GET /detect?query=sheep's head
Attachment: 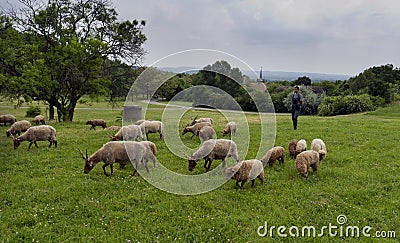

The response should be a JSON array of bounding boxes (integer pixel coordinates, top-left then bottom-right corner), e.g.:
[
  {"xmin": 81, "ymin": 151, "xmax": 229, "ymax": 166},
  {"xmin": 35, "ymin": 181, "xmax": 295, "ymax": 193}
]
[
  {"xmin": 6, "ymin": 130, "xmax": 12, "ymax": 137},
  {"xmin": 181, "ymin": 124, "xmax": 190, "ymax": 135},
  {"xmin": 188, "ymin": 157, "xmax": 199, "ymax": 171},
  {"xmin": 318, "ymin": 150, "xmax": 326, "ymax": 161},
  {"xmin": 79, "ymin": 149, "xmax": 95, "ymax": 174},
  {"xmin": 222, "ymin": 128, "xmax": 229, "ymax": 137},
  {"xmin": 13, "ymin": 137, "xmax": 21, "ymax": 149},
  {"xmin": 85, "ymin": 120, "xmax": 91, "ymax": 125}
]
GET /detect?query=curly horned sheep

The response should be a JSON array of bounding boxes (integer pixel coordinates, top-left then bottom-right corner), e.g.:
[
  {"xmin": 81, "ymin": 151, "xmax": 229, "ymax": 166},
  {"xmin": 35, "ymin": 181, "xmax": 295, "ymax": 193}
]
[
  {"xmin": 86, "ymin": 119, "xmax": 107, "ymax": 130},
  {"xmin": 295, "ymin": 150, "xmax": 326, "ymax": 179},
  {"xmin": 80, "ymin": 141, "xmax": 147, "ymax": 176},
  {"xmin": 197, "ymin": 126, "xmax": 216, "ymax": 142},
  {"xmin": 32, "ymin": 115, "xmax": 45, "ymax": 125},
  {"xmin": 311, "ymin": 138, "xmax": 327, "ymax": 161},
  {"xmin": 182, "ymin": 122, "xmax": 212, "ymax": 139},
  {"xmin": 187, "ymin": 139, "xmax": 240, "ymax": 172},
  {"xmin": 6, "ymin": 120, "xmax": 31, "ymax": 137},
  {"xmin": 139, "ymin": 120, "xmax": 164, "ymax": 140},
  {"xmin": 222, "ymin": 121, "xmax": 236, "ymax": 136},
  {"xmin": 260, "ymin": 146, "xmax": 285, "ymax": 167},
  {"xmin": 111, "ymin": 125, "xmax": 143, "ymax": 141},
  {"xmin": 13, "ymin": 125, "xmax": 57, "ymax": 150},
  {"xmin": 225, "ymin": 159, "xmax": 264, "ymax": 189},
  {"xmin": 0, "ymin": 114, "xmax": 16, "ymax": 126},
  {"xmin": 189, "ymin": 115, "xmax": 214, "ymax": 126},
  {"xmin": 288, "ymin": 139, "xmax": 298, "ymax": 159},
  {"xmin": 295, "ymin": 139, "xmax": 307, "ymax": 157}
]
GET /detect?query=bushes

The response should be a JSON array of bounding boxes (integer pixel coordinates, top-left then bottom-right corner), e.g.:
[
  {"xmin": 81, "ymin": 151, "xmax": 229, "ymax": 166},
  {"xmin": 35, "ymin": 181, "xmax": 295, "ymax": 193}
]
[
  {"xmin": 283, "ymin": 86, "xmax": 325, "ymax": 115},
  {"xmin": 318, "ymin": 94, "xmax": 378, "ymax": 116},
  {"xmin": 25, "ymin": 106, "xmax": 41, "ymax": 117}
]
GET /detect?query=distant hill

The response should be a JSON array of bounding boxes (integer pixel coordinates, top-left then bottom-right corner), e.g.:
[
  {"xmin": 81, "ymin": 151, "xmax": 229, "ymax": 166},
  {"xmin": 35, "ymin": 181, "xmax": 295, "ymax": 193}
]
[{"xmin": 158, "ymin": 66, "xmax": 352, "ymax": 82}]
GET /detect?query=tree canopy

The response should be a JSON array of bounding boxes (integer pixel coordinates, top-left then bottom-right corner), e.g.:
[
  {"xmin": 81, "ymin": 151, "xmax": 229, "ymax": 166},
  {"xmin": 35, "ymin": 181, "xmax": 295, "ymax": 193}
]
[{"xmin": 0, "ymin": 0, "xmax": 146, "ymax": 121}]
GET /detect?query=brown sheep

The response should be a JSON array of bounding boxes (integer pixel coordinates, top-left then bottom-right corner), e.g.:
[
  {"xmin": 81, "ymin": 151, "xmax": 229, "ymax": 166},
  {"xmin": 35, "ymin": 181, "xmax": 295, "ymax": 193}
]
[
  {"xmin": 0, "ymin": 114, "xmax": 16, "ymax": 126},
  {"xmin": 13, "ymin": 125, "xmax": 57, "ymax": 150},
  {"xmin": 86, "ymin": 119, "xmax": 107, "ymax": 130},
  {"xmin": 182, "ymin": 122, "xmax": 212, "ymax": 139},
  {"xmin": 295, "ymin": 150, "xmax": 326, "ymax": 179},
  {"xmin": 6, "ymin": 120, "xmax": 31, "ymax": 137},
  {"xmin": 225, "ymin": 159, "xmax": 264, "ymax": 189},
  {"xmin": 260, "ymin": 146, "xmax": 285, "ymax": 167},
  {"xmin": 288, "ymin": 139, "xmax": 298, "ymax": 159}
]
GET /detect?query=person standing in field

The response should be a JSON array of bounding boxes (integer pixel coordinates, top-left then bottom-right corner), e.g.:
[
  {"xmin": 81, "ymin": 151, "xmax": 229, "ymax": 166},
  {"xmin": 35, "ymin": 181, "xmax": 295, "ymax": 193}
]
[{"xmin": 291, "ymin": 86, "xmax": 303, "ymax": 130}]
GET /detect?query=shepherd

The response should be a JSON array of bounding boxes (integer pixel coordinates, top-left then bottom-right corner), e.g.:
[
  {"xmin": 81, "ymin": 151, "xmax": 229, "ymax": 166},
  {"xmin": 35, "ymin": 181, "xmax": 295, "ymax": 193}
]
[{"xmin": 291, "ymin": 86, "xmax": 303, "ymax": 130}]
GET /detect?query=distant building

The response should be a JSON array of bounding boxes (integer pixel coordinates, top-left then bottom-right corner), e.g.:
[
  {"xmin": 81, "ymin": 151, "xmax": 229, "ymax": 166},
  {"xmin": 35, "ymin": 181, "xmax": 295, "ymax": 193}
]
[{"xmin": 257, "ymin": 66, "xmax": 268, "ymax": 82}]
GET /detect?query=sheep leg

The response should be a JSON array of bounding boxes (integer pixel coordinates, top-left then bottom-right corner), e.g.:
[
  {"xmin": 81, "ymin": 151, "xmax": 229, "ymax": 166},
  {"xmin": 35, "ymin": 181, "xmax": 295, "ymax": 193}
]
[
  {"xmin": 221, "ymin": 159, "xmax": 226, "ymax": 168},
  {"xmin": 310, "ymin": 164, "xmax": 318, "ymax": 173},
  {"xmin": 54, "ymin": 140, "xmax": 57, "ymax": 148},
  {"xmin": 48, "ymin": 140, "xmax": 52, "ymax": 148},
  {"xmin": 190, "ymin": 133, "xmax": 195, "ymax": 139},
  {"xmin": 235, "ymin": 180, "xmax": 243, "ymax": 189},
  {"xmin": 28, "ymin": 142, "xmax": 34, "ymax": 150},
  {"xmin": 131, "ymin": 161, "xmax": 139, "ymax": 176},
  {"xmin": 102, "ymin": 164, "xmax": 111, "ymax": 176},
  {"xmin": 34, "ymin": 141, "xmax": 39, "ymax": 148},
  {"xmin": 240, "ymin": 181, "xmax": 245, "ymax": 189}
]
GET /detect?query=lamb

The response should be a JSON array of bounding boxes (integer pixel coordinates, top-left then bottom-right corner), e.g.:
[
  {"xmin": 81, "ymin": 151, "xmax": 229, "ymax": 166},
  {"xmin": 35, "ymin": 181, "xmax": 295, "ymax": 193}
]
[
  {"xmin": 189, "ymin": 115, "xmax": 214, "ymax": 126},
  {"xmin": 0, "ymin": 114, "xmax": 16, "ymax": 126},
  {"xmin": 187, "ymin": 139, "xmax": 240, "ymax": 172},
  {"xmin": 295, "ymin": 150, "xmax": 325, "ymax": 179},
  {"xmin": 295, "ymin": 139, "xmax": 307, "ymax": 157},
  {"xmin": 104, "ymin": 125, "xmax": 121, "ymax": 131},
  {"xmin": 225, "ymin": 159, "xmax": 264, "ymax": 189},
  {"xmin": 182, "ymin": 122, "xmax": 212, "ymax": 139},
  {"xmin": 111, "ymin": 125, "xmax": 143, "ymax": 141},
  {"xmin": 79, "ymin": 141, "xmax": 146, "ymax": 176},
  {"xmin": 139, "ymin": 120, "xmax": 164, "ymax": 140},
  {"xmin": 32, "ymin": 115, "xmax": 45, "ymax": 125},
  {"xmin": 6, "ymin": 120, "xmax": 31, "ymax": 137},
  {"xmin": 311, "ymin": 138, "xmax": 327, "ymax": 161},
  {"xmin": 86, "ymin": 119, "xmax": 107, "ymax": 130},
  {"xmin": 260, "ymin": 146, "xmax": 285, "ymax": 167},
  {"xmin": 222, "ymin": 121, "xmax": 237, "ymax": 136},
  {"xmin": 197, "ymin": 126, "xmax": 216, "ymax": 142},
  {"xmin": 288, "ymin": 139, "xmax": 298, "ymax": 159},
  {"xmin": 13, "ymin": 125, "xmax": 57, "ymax": 150}
]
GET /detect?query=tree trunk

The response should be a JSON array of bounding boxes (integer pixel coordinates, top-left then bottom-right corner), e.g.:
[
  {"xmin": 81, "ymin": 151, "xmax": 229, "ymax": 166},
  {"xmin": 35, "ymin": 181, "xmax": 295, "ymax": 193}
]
[{"xmin": 49, "ymin": 104, "xmax": 55, "ymax": 120}]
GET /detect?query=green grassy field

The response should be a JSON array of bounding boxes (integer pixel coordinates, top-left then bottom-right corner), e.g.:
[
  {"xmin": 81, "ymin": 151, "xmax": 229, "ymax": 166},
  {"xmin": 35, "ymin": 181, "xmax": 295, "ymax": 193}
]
[{"xmin": 0, "ymin": 104, "xmax": 399, "ymax": 242}]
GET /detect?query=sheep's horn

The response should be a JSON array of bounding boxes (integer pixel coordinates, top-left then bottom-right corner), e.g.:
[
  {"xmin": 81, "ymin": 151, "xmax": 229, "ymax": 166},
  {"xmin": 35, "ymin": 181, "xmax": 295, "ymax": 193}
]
[
  {"xmin": 85, "ymin": 149, "xmax": 88, "ymax": 159},
  {"xmin": 179, "ymin": 149, "xmax": 190, "ymax": 158},
  {"xmin": 78, "ymin": 149, "xmax": 86, "ymax": 160},
  {"xmin": 193, "ymin": 114, "xmax": 198, "ymax": 120}
]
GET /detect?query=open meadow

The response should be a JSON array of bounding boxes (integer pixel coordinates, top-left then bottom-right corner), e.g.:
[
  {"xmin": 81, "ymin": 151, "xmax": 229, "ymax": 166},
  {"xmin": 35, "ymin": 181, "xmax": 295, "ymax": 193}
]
[{"xmin": 0, "ymin": 102, "xmax": 399, "ymax": 242}]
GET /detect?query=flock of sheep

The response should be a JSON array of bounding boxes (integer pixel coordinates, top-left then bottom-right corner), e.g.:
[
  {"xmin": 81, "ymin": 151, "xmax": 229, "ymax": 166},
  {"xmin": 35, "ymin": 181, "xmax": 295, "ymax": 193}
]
[{"xmin": 2, "ymin": 112, "xmax": 327, "ymax": 189}]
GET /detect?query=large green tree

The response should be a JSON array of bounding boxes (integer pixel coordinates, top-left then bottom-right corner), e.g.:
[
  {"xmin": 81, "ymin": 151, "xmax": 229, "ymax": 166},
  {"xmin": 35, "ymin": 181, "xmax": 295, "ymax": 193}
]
[{"xmin": 1, "ymin": 0, "xmax": 146, "ymax": 121}]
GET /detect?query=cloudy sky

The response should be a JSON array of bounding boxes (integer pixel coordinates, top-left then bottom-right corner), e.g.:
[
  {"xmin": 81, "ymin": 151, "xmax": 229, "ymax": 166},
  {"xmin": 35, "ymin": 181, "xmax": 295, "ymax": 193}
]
[{"xmin": 2, "ymin": 0, "xmax": 400, "ymax": 75}]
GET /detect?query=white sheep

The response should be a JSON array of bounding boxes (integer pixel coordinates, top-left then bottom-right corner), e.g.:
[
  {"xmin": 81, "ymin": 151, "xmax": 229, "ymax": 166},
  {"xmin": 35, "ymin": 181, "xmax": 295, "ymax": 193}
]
[
  {"xmin": 189, "ymin": 116, "xmax": 214, "ymax": 126},
  {"xmin": 187, "ymin": 139, "xmax": 240, "ymax": 172},
  {"xmin": 197, "ymin": 126, "xmax": 216, "ymax": 143},
  {"xmin": 0, "ymin": 114, "xmax": 16, "ymax": 126},
  {"xmin": 295, "ymin": 139, "xmax": 307, "ymax": 157},
  {"xmin": 139, "ymin": 120, "xmax": 164, "ymax": 140},
  {"xmin": 222, "ymin": 121, "xmax": 236, "ymax": 136},
  {"xmin": 260, "ymin": 146, "xmax": 285, "ymax": 167},
  {"xmin": 311, "ymin": 138, "xmax": 327, "ymax": 161},
  {"xmin": 13, "ymin": 125, "xmax": 57, "ymax": 150},
  {"xmin": 225, "ymin": 159, "xmax": 264, "ymax": 188},
  {"xmin": 111, "ymin": 125, "xmax": 143, "ymax": 141},
  {"xmin": 32, "ymin": 115, "xmax": 45, "ymax": 125},
  {"xmin": 120, "ymin": 140, "xmax": 157, "ymax": 170},
  {"xmin": 6, "ymin": 120, "xmax": 31, "ymax": 137},
  {"xmin": 295, "ymin": 150, "xmax": 324, "ymax": 179},
  {"xmin": 80, "ymin": 141, "xmax": 146, "ymax": 176}
]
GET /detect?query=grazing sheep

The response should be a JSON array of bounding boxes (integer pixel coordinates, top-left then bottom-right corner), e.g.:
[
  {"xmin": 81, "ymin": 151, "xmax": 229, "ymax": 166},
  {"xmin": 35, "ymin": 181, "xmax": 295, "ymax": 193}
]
[
  {"xmin": 13, "ymin": 125, "xmax": 57, "ymax": 150},
  {"xmin": 139, "ymin": 120, "xmax": 164, "ymax": 140},
  {"xmin": 295, "ymin": 139, "xmax": 307, "ymax": 157},
  {"xmin": 79, "ymin": 141, "xmax": 146, "ymax": 176},
  {"xmin": 0, "ymin": 114, "xmax": 16, "ymax": 126},
  {"xmin": 6, "ymin": 120, "xmax": 31, "ymax": 137},
  {"xmin": 182, "ymin": 122, "xmax": 212, "ymax": 139},
  {"xmin": 311, "ymin": 138, "xmax": 327, "ymax": 161},
  {"xmin": 295, "ymin": 150, "xmax": 324, "ymax": 179},
  {"xmin": 111, "ymin": 125, "xmax": 143, "ymax": 141},
  {"xmin": 86, "ymin": 119, "xmax": 107, "ymax": 130},
  {"xmin": 222, "ymin": 121, "xmax": 237, "ymax": 136},
  {"xmin": 189, "ymin": 116, "xmax": 214, "ymax": 126},
  {"xmin": 288, "ymin": 139, "xmax": 298, "ymax": 159},
  {"xmin": 135, "ymin": 119, "xmax": 155, "ymax": 125},
  {"xmin": 188, "ymin": 139, "xmax": 240, "ymax": 172},
  {"xmin": 260, "ymin": 146, "xmax": 285, "ymax": 167},
  {"xmin": 225, "ymin": 159, "xmax": 264, "ymax": 189},
  {"xmin": 32, "ymin": 115, "xmax": 45, "ymax": 125},
  {"xmin": 197, "ymin": 126, "xmax": 216, "ymax": 142},
  {"xmin": 140, "ymin": 141, "xmax": 157, "ymax": 168},
  {"xmin": 104, "ymin": 125, "xmax": 121, "ymax": 131}
]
